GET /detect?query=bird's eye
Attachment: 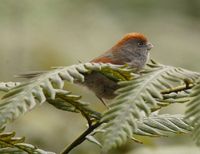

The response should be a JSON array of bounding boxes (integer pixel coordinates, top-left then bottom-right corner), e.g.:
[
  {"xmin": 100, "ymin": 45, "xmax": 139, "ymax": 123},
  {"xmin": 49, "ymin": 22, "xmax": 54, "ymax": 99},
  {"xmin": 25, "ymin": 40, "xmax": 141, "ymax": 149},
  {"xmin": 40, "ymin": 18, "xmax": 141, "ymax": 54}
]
[{"xmin": 137, "ymin": 42, "xmax": 144, "ymax": 46}]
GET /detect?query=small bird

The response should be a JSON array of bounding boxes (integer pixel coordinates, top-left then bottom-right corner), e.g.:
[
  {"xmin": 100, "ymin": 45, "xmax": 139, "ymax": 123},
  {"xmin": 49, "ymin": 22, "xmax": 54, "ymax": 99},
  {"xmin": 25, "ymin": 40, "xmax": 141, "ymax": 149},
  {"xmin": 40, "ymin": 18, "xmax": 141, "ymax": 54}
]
[
  {"xmin": 83, "ymin": 32, "xmax": 153, "ymax": 104},
  {"xmin": 17, "ymin": 32, "xmax": 153, "ymax": 106}
]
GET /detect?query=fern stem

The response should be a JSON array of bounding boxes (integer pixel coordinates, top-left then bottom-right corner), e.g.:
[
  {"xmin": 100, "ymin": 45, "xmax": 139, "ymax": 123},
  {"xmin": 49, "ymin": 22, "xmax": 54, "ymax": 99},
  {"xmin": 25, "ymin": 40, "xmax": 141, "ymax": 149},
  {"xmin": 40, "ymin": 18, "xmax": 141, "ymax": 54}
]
[
  {"xmin": 57, "ymin": 94, "xmax": 101, "ymax": 126},
  {"xmin": 161, "ymin": 84, "xmax": 194, "ymax": 94},
  {"xmin": 61, "ymin": 122, "xmax": 102, "ymax": 154}
]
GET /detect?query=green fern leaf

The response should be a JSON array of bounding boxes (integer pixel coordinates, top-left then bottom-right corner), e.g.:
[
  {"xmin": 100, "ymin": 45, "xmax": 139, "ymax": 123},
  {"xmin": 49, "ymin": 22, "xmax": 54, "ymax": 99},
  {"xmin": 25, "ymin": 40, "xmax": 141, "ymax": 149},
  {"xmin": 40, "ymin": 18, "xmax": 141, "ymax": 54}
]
[
  {"xmin": 185, "ymin": 80, "xmax": 200, "ymax": 145},
  {"xmin": 0, "ymin": 82, "xmax": 21, "ymax": 92},
  {"xmin": 0, "ymin": 63, "xmax": 129, "ymax": 128},
  {"xmin": 134, "ymin": 114, "xmax": 192, "ymax": 137},
  {"xmin": 0, "ymin": 132, "xmax": 55, "ymax": 154},
  {"xmin": 101, "ymin": 63, "xmax": 199, "ymax": 152},
  {"xmin": 157, "ymin": 90, "xmax": 191, "ymax": 108},
  {"xmin": 89, "ymin": 114, "xmax": 191, "ymax": 147}
]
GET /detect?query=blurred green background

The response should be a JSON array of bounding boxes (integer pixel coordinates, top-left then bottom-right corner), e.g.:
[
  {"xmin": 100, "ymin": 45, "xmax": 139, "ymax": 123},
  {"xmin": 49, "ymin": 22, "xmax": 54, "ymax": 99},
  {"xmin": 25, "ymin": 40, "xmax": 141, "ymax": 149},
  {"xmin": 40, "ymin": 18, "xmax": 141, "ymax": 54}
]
[{"xmin": 0, "ymin": 0, "xmax": 200, "ymax": 154}]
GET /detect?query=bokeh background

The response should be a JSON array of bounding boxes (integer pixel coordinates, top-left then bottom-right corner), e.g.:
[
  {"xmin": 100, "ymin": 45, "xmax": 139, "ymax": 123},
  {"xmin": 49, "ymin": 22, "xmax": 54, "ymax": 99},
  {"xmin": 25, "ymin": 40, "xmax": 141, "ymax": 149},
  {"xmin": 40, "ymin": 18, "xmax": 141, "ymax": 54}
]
[{"xmin": 0, "ymin": 0, "xmax": 200, "ymax": 154}]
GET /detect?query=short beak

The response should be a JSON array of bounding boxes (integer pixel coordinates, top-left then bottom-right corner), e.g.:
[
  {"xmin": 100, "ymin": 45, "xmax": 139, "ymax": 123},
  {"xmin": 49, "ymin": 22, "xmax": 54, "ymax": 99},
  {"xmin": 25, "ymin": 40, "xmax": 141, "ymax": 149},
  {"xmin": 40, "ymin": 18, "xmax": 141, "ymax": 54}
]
[{"xmin": 147, "ymin": 42, "xmax": 154, "ymax": 50}]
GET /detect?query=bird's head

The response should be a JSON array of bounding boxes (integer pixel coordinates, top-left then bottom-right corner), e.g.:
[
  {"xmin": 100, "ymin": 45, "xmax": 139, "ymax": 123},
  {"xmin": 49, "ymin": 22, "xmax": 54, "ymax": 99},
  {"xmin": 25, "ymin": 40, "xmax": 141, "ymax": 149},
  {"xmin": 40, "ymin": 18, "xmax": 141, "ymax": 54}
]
[
  {"xmin": 110, "ymin": 32, "xmax": 153, "ymax": 68},
  {"xmin": 112, "ymin": 32, "xmax": 153, "ymax": 53},
  {"xmin": 92, "ymin": 32, "xmax": 153, "ymax": 69}
]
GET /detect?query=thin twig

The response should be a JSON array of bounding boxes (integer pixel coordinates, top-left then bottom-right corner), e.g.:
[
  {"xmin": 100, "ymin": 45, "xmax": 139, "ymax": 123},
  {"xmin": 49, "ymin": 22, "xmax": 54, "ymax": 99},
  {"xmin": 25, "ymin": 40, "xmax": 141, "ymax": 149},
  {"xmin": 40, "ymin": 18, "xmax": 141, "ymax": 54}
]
[{"xmin": 61, "ymin": 122, "xmax": 102, "ymax": 154}]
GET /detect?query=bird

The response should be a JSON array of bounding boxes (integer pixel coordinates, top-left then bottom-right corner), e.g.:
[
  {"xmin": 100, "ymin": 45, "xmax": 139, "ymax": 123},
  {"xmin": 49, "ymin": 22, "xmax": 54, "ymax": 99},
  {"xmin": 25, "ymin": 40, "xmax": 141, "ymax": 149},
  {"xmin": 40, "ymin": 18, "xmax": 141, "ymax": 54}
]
[
  {"xmin": 82, "ymin": 32, "xmax": 153, "ymax": 105},
  {"xmin": 17, "ymin": 32, "xmax": 153, "ymax": 107}
]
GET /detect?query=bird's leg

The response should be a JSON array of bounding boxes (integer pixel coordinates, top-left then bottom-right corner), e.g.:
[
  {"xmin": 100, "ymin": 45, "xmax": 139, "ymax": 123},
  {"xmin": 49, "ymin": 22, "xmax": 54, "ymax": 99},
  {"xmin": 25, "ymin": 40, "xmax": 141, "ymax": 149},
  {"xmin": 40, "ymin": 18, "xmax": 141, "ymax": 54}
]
[{"xmin": 96, "ymin": 96, "xmax": 109, "ymax": 109}]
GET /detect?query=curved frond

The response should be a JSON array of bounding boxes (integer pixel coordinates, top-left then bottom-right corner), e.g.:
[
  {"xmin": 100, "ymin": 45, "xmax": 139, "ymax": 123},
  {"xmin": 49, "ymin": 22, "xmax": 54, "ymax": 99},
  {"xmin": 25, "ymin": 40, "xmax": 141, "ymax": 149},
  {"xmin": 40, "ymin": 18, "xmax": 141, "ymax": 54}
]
[
  {"xmin": 186, "ymin": 80, "xmax": 200, "ymax": 145},
  {"xmin": 0, "ymin": 63, "xmax": 129, "ymax": 128},
  {"xmin": 89, "ymin": 114, "xmax": 191, "ymax": 146},
  {"xmin": 0, "ymin": 132, "xmax": 55, "ymax": 154},
  {"xmin": 101, "ymin": 62, "xmax": 199, "ymax": 152},
  {"xmin": 134, "ymin": 114, "xmax": 192, "ymax": 137}
]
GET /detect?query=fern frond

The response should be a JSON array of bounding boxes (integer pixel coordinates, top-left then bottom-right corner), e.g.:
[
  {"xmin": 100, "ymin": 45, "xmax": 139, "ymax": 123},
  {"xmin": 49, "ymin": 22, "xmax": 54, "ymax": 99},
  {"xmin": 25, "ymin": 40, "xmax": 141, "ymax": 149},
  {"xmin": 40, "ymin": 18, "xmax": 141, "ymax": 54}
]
[
  {"xmin": 134, "ymin": 114, "xmax": 192, "ymax": 137},
  {"xmin": 0, "ymin": 132, "xmax": 55, "ymax": 154},
  {"xmin": 52, "ymin": 92, "xmax": 102, "ymax": 125},
  {"xmin": 0, "ymin": 82, "xmax": 21, "ymax": 92},
  {"xmin": 156, "ymin": 90, "xmax": 191, "ymax": 108},
  {"xmin": 89, "ymin": 114, "xmax": 191, "ymax": 147},
  {"xmin": 101, "ymin": 63, "xmax": 199, "ymax": 152},
  {"xmin": 186, "ymin": 80, "xmax": 200, "ymax": 145},
  {"xmin": 0, "ymin": 63, "xmax": 129, "ymax": 128}
]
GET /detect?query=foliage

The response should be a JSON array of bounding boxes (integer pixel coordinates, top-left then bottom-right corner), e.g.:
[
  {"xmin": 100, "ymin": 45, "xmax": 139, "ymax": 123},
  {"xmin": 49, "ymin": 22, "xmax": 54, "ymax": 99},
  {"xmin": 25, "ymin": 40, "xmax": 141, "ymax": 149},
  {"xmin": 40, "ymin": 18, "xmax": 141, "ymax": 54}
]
[
  {"xmin": 0, "ymin": 61, "xmax": 200, "ymax": 153},
  {"xmin": 0, "ymin": 63, "xmax": 129, "ymax": 129},
  {"xmin": 133, "ymin": 114, "xmax": 192, "ymax": 137},
  {"xmin": 186, "ymin": 79, "xmax": 200, "ymax": 145},
  {"xmin": 101, "ymin": 61, "xmax": 199, "ymax": 152},
  {"xmin": 0, "ymin": 131, "xmax": 55, "ymax": 154}
]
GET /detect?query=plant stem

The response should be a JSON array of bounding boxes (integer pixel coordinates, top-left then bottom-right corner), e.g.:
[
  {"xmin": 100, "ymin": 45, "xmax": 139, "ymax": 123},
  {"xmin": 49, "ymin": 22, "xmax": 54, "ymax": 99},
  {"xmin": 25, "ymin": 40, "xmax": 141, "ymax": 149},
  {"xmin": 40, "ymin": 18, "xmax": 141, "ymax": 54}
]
[
  {"xmin": 61, "ymin": 122, "xmax": 102, "ymax": 154},
  {"xmin": 161, "ymin": 83, "xmax": 194, "ymax": 94},
  {"xmin": 57, "ymin": 94, "xmax": 101, "ymax": 126}
]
